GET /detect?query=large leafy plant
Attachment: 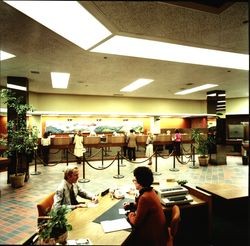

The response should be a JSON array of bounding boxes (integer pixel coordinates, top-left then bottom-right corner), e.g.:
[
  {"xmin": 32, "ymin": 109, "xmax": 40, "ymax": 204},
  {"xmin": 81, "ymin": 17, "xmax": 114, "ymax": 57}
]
[
  {"xmin": 191, "ymin": 129, "xmax": 214, "ymax": 157},
  {"xmin": 38, "ymin": 205, "xmax": 72, "ymax": 240},
  {"xmin": 1, "ymin": 89, "xmax": 38, "ymax": 175}
]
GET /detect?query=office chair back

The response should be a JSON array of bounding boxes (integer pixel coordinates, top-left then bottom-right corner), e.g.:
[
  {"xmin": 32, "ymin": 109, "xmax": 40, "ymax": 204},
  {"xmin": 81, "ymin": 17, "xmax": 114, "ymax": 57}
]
[
  {"xmin": 37, "ymin": 192, "xmax": 55, "ymax": 216},
  {"xmin": 166, "ymin": 205, "xmax": 181, "ymax": 246}
]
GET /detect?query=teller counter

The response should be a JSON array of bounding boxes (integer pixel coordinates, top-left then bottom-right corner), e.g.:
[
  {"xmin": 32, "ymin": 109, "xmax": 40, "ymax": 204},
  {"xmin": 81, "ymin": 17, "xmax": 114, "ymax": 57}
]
[{"xmin": 37, "ymin": 134, "xmax": 194, "ymax": 163}]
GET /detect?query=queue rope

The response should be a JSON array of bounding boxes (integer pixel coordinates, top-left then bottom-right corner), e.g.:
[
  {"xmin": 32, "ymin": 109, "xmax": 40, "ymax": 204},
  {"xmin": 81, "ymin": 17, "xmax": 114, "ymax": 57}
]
[
  {"xmin": 84, "ymin": 152, "xmax": 118, "ymax": 170},
  {"xmin": 85, "ymin": 148, "xmax": 102, "ymax": 159},
  {"xmin": 67, "ymin": 147, "xmax": 102, "ymax": 159},
  {"xmin": 35, "ymin": 148, "xmax": 61, "ymax": 167}
]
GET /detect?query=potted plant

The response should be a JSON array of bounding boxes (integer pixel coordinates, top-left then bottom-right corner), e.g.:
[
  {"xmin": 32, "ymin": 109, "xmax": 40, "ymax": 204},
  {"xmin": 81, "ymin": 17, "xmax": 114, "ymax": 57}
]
[
  {"xmin": 1, "ymin": 89, "xmax": 38, "ymax": 187},
  {"xmin": 191, "ymin": 129, "xmax": 212, "ymax": 166},
  {"xmin": 38, "ymin": 205, "xmax": 72, "ymax": 245}
]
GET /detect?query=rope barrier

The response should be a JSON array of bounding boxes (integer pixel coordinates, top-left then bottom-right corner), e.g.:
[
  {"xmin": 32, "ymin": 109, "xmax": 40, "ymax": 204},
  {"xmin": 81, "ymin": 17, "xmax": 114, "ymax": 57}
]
[
  {"xmin": 36, "ymin": 142, "xmax": 200, "ymax": 183},
  {"xmin": 113, "ymin": 151, "xmax": 124, "ymax": 179},
  {"xmin": 189, "ymin": 144, "xmax": 199, "ymax": 169},
  {"xmin": 30, "ymin": 148, "xmax": 41, "ymax": 175}
]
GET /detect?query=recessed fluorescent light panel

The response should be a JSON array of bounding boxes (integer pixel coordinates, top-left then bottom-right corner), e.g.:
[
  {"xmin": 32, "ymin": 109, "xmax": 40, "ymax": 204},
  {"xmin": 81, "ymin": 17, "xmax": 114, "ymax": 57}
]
[
  {"xmin": 120, "ymin": 79, "xmax": 154, "ymax": 92},
  {"xmin": 51, "ymin": 72, "xmax": 70, "ymax": 89},
  {"xmin": 0, "ymin": 50, "xmax": 15, "ymax": 61},
  {"xmin": 4, "ymin": 1, "xmax": 112, "ymax": 50},
  {"xmin": 175, "ymin": 84, "xmax": 218, "ymax": 95},
  {"xmin": 91, "ymin": 35, "xmax": 249, "ymax": 70}
]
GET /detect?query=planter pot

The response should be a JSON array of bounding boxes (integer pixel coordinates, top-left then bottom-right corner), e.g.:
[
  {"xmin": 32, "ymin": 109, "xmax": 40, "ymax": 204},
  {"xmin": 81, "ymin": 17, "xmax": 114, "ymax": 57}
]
[
  {"xmin": 37, "ymin": 238, "xmax": 56, "ymax": 245},
  {"xmin": 198, "ymin": 156, "xmax": 209, "ymax": 166},
  {"xmin": 56, "ymin": 231, "xmax": 68, "ymax": 245},
  {"xmin": 10, "ymin": 173, "xmax": 25, "ymax": 188},
  {"xmin": 37, "ymin": 231, "xmax": 68, "ymax": 245}
]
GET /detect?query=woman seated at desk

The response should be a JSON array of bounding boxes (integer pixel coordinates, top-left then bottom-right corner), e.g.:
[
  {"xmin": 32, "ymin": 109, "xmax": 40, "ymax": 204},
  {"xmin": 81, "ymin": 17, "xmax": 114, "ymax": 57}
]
[{"xmin": 122, "ymin": 166, "xmax": 167, "ymax": 246}]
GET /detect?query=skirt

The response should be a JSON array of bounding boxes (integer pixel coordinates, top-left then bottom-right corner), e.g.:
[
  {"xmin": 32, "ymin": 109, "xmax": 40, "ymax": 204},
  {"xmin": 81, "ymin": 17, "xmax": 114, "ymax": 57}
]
[{"xmin": 145, "ymin": 144, "xmax": 153, "ymax": 158}]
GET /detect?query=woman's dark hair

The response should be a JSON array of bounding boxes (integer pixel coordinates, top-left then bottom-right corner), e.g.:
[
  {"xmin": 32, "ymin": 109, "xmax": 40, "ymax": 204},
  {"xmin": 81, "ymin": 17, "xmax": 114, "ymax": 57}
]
[
  {"xmin": 43, "ymin": 132, "xmax": 49, "ymax": 138},
  {"xmin": 133, "ymin": 166, "xmax": 153, "ymax": 187}
]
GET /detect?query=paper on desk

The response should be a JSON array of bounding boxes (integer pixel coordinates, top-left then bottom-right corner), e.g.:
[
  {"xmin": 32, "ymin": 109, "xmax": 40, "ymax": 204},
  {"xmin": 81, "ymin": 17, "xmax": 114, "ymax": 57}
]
[
  {"xmin": 87, "ymin": 202, "xmax": 98, "ymax": 208},
  {"xmin": 67, "ymin": 238, "xmax": 92, "ymax": 245},
  {"xmin": 119, "ymin": 208, "xmax": 127, "ymax": 214},
  {"xmin": 100, "ymin": 218, "xmax": 131, "ymax": 233}
]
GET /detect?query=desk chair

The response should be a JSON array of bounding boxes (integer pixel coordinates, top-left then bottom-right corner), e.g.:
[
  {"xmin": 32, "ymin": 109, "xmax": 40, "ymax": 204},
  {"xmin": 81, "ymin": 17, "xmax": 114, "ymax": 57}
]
[
  {"xmin": 166, "ymin": 205, "xmax": 181, "ymax": 246},
  {"xmin": 37, "ymin": 192, "xmax": 55, "ymax": 225}
]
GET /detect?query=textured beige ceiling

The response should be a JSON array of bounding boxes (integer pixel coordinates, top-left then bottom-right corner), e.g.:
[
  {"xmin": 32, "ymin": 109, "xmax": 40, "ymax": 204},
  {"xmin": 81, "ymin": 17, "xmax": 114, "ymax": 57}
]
[{"xmin": 0, "ymin": 1, "xmax": 248, "ymax": 100}]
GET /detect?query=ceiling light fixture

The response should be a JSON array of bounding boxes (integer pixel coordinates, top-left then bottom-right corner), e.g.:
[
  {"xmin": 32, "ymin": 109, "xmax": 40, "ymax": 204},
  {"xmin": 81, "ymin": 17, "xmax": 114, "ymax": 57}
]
[
  {"xmin": 91, "ymin": 35, "xmax": 249, "ymax": 70},
  {"xmin": 7, "ymin": 84, "xmax": 27, "ymax": 91},
  {"xmin": 175, "ymin": 84, "xmax": 218, "ymax": 95},
  {"xmin": 120, "ymin": 79, "xmax": 154, "ymax": 92},
  {"xmin": 4, "ymin": 1, "xmax": 112, "ymax": 50},
  {"xmin": 51, "ymin": 72, "xmax": 70, "ymax": 89},
  {"xmin": 0, "ymin": 50, "xmax": 15, "ymax": 61}
]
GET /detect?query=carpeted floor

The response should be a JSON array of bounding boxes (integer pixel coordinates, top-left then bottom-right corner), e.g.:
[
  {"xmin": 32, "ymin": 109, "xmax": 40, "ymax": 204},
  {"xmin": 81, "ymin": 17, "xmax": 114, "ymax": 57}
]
[{"xmin": 0, "ymin": 151, "xmax": 248, "ymax": 245}]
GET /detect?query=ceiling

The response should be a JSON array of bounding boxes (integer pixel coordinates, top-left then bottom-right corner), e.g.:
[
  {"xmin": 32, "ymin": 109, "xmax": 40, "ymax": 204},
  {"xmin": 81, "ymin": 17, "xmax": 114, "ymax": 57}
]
[{"xmin": 0, "ymin": 1, "xmax": 249, "ymax": 101}]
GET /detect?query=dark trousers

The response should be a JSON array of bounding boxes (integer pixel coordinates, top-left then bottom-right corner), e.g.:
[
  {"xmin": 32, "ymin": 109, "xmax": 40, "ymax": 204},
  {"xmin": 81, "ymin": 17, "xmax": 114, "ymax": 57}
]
[
  {"xmin": 42, "ymin": 146, "xmax": 50, "ymax": 165},
  {"xmin": 174, "ymin": 141, "xmax": 181, "ymax": 156},
  {"xmin": 128, "ymin": 147, "xmax": 136, "ymax": 161}
]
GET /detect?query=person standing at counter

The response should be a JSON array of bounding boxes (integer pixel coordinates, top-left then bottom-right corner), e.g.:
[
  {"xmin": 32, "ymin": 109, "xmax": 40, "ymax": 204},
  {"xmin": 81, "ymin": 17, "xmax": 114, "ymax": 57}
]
[
  {"xmin": 73, "ymin": 130, "xmax": 85, "ymax": 164},
  {"xmin": 53, "ymin": 166, "xmax": 98, "ymax": 209},
  {"xmin": 41, "ymin": 131, "xmax": 51, "ymax": 166},
  {"xmin": 145, "ymin": 132, "xmax": 154, "ymax": 165},
  {"xmin": 127, "ymin": 129, "xmax": 137, "ymax": 161},
  {"xmin": 122, "ymin": 166, "xmax": 167, "ymax": 246},
  {"xmin": 173, "ymin": 129, "xmax": 182, "ymax": 157}
]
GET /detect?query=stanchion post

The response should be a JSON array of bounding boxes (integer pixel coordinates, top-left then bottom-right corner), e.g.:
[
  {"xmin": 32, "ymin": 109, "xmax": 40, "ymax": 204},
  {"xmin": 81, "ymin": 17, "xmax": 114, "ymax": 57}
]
[
  {"xmin": 153, "ymin": 149, "xmax": 161, "ymax": 175},
  {"xmin": 99, "ymin": 147, "xmax": 104, "ymax": 168},
  {"xmin": 78, "ymin": 153, "xmax": 90, "ymax": 183},
  {"xmin": 31, "ymin": 147, "xmax": 41, "ymax": 175},
  {"xmin": 190, "ymin": 144, "xmax": 199, "ymax": 169},
  {"xmin": 169, "ymin": 148, "xmax": 179, "ymax": 172},
  {"xmin": 66, "ymin": 147, "xmax": 69, "ymax": 166},
  {"xmin": 114, "ymin": 151, "xmax": 124, "ymax": 179},
  {"xmin": 101, "ymin": 147, "xmax": 104, "ymax": 167},
  {"xmin": 119, "ymin": 147, "xmax": 126, "ymax": 167}
]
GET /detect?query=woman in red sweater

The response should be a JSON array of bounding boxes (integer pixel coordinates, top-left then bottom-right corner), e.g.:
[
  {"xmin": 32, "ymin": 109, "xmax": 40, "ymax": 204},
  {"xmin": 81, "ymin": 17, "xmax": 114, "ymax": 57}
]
[{"xmin": 122, "ymin": 166, "xmax": 167, "ymax": 246}]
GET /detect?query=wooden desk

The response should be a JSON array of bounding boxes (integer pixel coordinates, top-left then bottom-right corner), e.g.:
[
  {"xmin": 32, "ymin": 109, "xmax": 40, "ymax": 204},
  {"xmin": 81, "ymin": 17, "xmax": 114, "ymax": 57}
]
[
  {"xmin": 19, "ymin": 185, "xmax": 211, "ymax": 245},
  {"xmin": 67, "ymin": 195, "xmax": 130, "ymax": 245},
  {"xmin": 196, "ymin": 183, "xmax": 248, "ymax": 245},
  {"xmin": 196, "ymin": 183, "xmax": 248, "ymax": 200},
  {"xmin": 66, "ymin": 185, "xmax": 211, "ymax": 245}
]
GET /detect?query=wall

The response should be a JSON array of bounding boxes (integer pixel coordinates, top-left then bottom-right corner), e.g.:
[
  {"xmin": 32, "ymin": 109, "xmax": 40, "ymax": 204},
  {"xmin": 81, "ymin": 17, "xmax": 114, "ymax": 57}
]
[
  {"xmin": 0, "ymin": 116, "xmax": 7, "ymax": 135},
  {"xmin": 226, "ymin": 97, "xmax": 249, "ymax": 114},
  {"xmin": 29, "ymin": 92, "xmax": 207, "ymax": 115}
]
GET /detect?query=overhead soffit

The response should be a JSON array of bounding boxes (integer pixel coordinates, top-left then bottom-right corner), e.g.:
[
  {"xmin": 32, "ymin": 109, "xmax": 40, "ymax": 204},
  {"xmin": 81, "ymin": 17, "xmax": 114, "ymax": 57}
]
[{"xmin": 0, "ymin": 1, "xmax": 249, "ymax": 101}]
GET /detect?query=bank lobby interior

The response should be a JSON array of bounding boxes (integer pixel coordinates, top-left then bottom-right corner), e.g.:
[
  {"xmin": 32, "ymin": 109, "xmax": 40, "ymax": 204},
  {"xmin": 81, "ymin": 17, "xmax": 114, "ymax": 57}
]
[{"xmin": 0, "ymin": 1, "xmax": 249, "ymax": 246}]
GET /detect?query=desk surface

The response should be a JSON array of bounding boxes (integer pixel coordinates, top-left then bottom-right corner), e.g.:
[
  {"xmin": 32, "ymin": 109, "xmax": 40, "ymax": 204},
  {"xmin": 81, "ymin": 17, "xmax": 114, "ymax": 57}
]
[
  {"xmin": 66, "ymin": 186, "xmax": 208, "ymax": 245},
  {"xmin": 196, "ymin": 183, "xmax": 248, "ymax": 200},
  {"xmin": 67, "ymin": 195, "xmax": 130, "ymax": 245}
]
